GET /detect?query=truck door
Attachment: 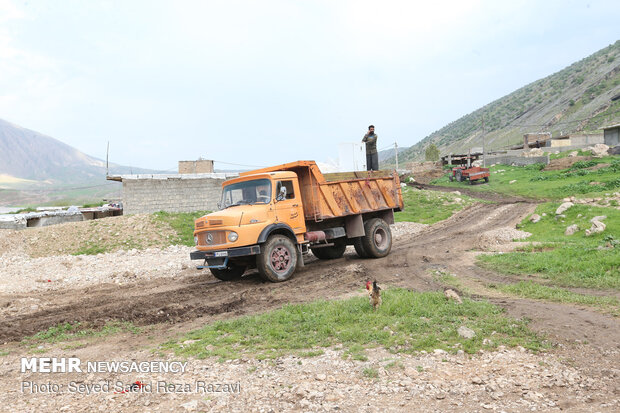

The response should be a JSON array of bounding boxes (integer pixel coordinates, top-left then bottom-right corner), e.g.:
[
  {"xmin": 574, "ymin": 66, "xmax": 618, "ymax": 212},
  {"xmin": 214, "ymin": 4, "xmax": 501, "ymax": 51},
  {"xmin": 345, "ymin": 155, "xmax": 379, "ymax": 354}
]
[{"xmin": 274, "ymin": 179, "xmax": 306, "ymax": 234}]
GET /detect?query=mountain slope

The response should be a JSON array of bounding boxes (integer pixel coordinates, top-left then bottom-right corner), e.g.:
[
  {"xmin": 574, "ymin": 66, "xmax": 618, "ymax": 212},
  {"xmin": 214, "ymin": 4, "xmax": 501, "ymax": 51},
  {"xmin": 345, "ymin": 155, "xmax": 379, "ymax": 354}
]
[
  {"xmin": 387, "ymin": 40, "xmax": 620, "ymax": 164},
  {"xmin": 0, "ymin": 118, "xmax": 158, "ymax": 185}
]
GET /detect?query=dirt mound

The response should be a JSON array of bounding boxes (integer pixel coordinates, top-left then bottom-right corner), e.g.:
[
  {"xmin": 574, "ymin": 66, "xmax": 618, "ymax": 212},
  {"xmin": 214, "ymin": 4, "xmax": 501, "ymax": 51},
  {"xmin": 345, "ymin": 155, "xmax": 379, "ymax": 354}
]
[
  {"xmin": 411, "ymin": 168, "xmax": 446, "ymax": 184},
  {"xmin": 476, "ymin": 227, "xmax": 532, "ymax": 250},
  {"xmin": 543, "ymin": 155, "xmax": 591, "ymax": 171},
  {"xmin": 0, "ymin": 213, "xmax": 176, "ymax": 258}
]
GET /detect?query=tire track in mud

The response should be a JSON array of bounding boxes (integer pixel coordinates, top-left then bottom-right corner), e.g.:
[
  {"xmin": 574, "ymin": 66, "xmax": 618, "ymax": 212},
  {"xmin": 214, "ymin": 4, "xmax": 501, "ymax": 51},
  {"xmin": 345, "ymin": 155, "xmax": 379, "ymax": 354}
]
[
  {"xmin": 2, "ymin": 199, "xmax": 618, "ymax": 365},
  {"xmin": 0, "ymin": 202, "xmax": 527, "ymax": 342}
]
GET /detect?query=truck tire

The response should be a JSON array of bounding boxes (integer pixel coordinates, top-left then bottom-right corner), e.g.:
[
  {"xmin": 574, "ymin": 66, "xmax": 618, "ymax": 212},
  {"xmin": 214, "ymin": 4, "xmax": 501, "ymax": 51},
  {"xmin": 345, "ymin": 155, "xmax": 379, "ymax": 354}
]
[
  {"xmin": 257, "ymin": 235, "xmax": 298, "ymax": 282},
  {"xmin": 311, "ymin": 240, "xmax": 346, "ymax": 260},
  {"xmin": 353, "ymin": 237, "xmax": 369, "ymax": 258},
  {"xmin": 360, "ymin": 218, "xmax": 392, "ymax": 258},
  {"xmin": 210, "ymin": 264, "xmax": 246, "ymax": 281},
  {"xmin": 484, "ymin": 176, "xmax": 489, "ymax": 183},
  {"xmin": 449, "ymin": 174, "xmax": 454, "ymax": 182}
]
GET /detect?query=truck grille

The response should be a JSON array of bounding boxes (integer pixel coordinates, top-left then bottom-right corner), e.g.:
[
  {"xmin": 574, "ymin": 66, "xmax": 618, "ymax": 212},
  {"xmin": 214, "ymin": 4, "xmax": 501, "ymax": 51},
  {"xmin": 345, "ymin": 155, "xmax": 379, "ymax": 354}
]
[{"xmin": 198, "ymin": 230, "xmax": 227, "ymax": 246}]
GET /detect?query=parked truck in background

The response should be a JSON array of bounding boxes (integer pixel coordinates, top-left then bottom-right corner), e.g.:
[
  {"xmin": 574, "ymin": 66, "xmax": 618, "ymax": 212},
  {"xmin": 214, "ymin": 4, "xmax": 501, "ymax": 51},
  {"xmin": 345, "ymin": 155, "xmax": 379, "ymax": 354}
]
[{"xmin": 190, "ymin": 161, "xmax": 404, "ymax": 282}]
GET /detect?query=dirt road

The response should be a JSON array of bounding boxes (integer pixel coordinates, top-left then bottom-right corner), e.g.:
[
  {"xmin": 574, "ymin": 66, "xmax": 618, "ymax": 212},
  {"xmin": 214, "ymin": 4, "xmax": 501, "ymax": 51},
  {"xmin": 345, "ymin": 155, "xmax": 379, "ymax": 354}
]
[
  {"xmin": 2, "ymin": 200, "xmax": 619, "ymax": 412},
  {"xmin": 3, "ymin": 201, "xmax": 618, "ymax": 363}
]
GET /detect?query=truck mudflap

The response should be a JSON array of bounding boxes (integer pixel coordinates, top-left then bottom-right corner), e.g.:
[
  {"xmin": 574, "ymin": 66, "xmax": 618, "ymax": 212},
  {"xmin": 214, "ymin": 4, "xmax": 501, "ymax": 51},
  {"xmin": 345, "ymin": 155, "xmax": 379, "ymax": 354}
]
[{"xmin": 190, "ymin": 245, "xmax": 261, "ymax": 269}]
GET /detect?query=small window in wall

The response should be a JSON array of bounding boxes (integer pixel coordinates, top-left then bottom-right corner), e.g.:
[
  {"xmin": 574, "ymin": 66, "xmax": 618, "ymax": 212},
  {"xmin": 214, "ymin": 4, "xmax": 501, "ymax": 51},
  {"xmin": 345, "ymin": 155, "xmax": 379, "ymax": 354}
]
[{"xmin": 277, "ymin": 180, "xmax": 295, "ymax": 200}]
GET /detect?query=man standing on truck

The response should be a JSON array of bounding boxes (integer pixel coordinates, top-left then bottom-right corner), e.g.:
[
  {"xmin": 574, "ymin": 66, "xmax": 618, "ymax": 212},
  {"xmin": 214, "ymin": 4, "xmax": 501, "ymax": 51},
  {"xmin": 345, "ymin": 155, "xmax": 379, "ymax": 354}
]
[{"xmin": 362, "ymin": 125, "xmax": 378, "ymax": 171}]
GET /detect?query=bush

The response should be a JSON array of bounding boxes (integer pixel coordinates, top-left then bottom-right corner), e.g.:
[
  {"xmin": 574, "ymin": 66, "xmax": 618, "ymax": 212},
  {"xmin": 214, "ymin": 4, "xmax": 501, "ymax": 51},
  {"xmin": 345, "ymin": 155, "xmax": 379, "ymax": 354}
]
[
  {"xmin": 571, "ymin": 160, "xmax": 598, "ymax": 169},
  {"xmin": 425, "ymin": 144, "xmax": 440, "ymax": 161}
]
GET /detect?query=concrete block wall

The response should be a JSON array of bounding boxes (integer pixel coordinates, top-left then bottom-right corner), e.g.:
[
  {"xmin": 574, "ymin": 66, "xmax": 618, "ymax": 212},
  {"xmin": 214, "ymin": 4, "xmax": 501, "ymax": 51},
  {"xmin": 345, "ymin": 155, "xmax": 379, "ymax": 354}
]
[
  {"xmin": 178, "ymin": 160, "xmax": 214, "ymax": 174},
  {"xmin": 122, "ymin": 177, "xmax": 226, "ymax": 214},
  {"xmin": 486, "ymin": 155, "xmax": 549, "ymax": 166}
]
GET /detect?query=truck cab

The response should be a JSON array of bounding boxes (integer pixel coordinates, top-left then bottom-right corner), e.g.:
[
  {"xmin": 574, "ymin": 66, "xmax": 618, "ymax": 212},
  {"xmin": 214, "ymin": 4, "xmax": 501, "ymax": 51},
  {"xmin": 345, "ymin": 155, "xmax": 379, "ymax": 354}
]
[{"xmin": 191, "ymin": 171, "xmax": 306, "ymax": 282}]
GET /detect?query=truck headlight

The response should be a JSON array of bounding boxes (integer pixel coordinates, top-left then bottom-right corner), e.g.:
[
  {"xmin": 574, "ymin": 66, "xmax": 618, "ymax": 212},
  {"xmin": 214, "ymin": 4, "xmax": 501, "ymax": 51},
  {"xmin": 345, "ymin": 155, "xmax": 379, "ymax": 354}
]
[
  {"xmin": 228, "ymin": 231, "xmax": 238, "ymax": 242},
  {"xmin": 194, "ymin": 236, "xmax": 198, "ymax": 245}
]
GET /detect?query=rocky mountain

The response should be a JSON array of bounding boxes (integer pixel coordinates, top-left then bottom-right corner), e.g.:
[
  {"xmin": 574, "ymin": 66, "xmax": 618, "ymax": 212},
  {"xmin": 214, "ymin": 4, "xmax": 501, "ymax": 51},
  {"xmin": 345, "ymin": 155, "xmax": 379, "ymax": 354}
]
[
  {"xmin": 384, "ymin": 40, "xmax": 620, "ymax": 165},
  {"xmin": 0, "ymin": 118, "xmax": 163, "ymax": 206},
  {"xmin": 0, "ymin": 118, "xmax": 157, "ymax": 185}
]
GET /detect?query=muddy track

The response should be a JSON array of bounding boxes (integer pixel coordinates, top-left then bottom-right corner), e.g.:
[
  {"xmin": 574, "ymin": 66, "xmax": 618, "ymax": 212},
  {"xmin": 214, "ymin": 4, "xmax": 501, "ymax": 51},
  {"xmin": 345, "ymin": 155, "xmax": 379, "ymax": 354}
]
[
  {"xmin": 410, "ymin": 182, "xmax": 539, "ymax": 203},
  {"xmin": 2, "ymin": 201, "xmax": 618, "ymax": 375}
]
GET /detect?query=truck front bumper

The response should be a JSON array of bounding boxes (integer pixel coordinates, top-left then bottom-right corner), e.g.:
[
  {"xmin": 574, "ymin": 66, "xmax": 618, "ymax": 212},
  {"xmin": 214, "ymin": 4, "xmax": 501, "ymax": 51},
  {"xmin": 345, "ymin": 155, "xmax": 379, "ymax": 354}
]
[{"xmin": 190, "ymin": 245, "xmax": 261, "ymax": 269}]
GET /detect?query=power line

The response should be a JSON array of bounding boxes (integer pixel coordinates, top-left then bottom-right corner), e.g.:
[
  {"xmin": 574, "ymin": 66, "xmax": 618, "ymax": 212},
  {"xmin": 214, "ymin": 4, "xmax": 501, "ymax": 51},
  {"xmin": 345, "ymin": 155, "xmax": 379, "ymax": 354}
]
[{"xmin": 213, "ymin": 160, "xmax": 266, "ymax": 168}]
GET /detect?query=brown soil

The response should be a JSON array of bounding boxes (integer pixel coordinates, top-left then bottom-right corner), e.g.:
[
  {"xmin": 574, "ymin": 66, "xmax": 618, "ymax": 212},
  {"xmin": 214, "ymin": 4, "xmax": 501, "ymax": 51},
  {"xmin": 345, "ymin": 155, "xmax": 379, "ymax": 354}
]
[
  {"xmin": 409, "ymin": 182, "xmax": 535, "ymax": 203},
  {"xmin": 2, "ymin": 203, "xmax": 618, "ymax": 361},
  {"xmin": 0, "ymin": 214, "xmax": 176, "ymax": 257},
  {"xmin": 1, "ymin": 201, "xmax": 619, "ymax": 411},
  {"xmin": 543, "ymin": 155, "xmax": 592, "ymax": 171}
]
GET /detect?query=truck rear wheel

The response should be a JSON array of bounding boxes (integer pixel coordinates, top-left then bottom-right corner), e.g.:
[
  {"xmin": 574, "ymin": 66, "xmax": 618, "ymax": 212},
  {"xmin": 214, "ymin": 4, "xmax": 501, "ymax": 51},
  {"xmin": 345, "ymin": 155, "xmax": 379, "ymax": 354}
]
[
  {"xmin": 257, "ymin": 235, "xmax": 298, "ymax": 282},
  {"xmin": 311, "ymin": 240, "xmax": 346, "ymax": 260},
  {"xmin": 210, "ymin": 264, "xmax": 246, "ymax": 281},
  {"xmin": 353, "ymin": 237, "xmax": 369, "ymax": 258},
  {"xmin": 360, "ymin": 218, "xmax": 392, "ymax": 258}
]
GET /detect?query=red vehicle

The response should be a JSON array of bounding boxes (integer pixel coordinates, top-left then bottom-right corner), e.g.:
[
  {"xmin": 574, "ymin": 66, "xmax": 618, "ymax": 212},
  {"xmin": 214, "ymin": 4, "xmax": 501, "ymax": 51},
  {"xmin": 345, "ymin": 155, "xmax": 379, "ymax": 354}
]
[{"xmin": 448, "ymin": 166, "xmax": 490, "ymax": 184}]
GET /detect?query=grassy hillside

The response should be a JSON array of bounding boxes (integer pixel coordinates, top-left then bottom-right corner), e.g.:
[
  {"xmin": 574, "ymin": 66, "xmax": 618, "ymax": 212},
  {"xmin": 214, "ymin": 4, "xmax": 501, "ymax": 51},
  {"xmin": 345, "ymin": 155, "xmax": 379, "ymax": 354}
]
[
  {"xmin": 385, "ymin": 41, "xmax": 620, "ymax": 165},
  {"xmin": 432, "ymin": 153, "xmax": 620, "ymax": 200}
]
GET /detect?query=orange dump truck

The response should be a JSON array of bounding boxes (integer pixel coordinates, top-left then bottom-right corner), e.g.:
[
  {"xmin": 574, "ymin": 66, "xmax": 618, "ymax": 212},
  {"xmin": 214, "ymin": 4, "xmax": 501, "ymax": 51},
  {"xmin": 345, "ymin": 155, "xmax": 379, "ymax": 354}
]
[{"xmin": 190, "ymin": 161, "xmax": 404, "ymax": 282}]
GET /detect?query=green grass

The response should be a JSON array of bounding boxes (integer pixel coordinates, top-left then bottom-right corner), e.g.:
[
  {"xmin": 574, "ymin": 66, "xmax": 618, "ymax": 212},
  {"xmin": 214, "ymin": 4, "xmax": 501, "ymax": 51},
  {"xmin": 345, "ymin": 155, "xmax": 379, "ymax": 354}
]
[
  {"xmin": 23, "ymin": 321, "xmax": 140, "ymax": 344},
  {"xmin": 432, "ymin": 156, "xmax": 620, "ymax": 200},
  {"xmin": 432, "ymin": 270, "xmax": 473, "ymax": 295},
  {"xmin": 153, "ymin": 210, "xmax": 211, "ymax": 246},
  {"xmin": 164, "ymin": 289, "xmax": 547, "ymax": 361},
  {"xmin": 72, "ymin": 244, "xmax": 109, "ymax": 256},
  {"xmin": 8, "ymin": 207, "xmax": 37, "ymax": 214},
  {"xmin": 478, "ymin": 203, "xmax": 620, "ymax": 289},
  {"xmin": 549, "ymin": 149, "xmax": 593, "ymax": 160},
  {"xmin": 362, "ymin": 367, "xmax": 379, "ymax": 379},
  {"xmin": 395, "ymin": 187, "xmax": 475, "ymax": 224},
  {"xmin": 489, "ymin": 281, "xmax": 619, "ymax": 316}
]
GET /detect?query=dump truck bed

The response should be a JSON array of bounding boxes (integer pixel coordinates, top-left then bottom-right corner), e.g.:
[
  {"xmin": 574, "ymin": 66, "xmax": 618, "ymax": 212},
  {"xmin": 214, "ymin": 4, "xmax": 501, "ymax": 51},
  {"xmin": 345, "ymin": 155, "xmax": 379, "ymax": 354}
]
[{"xmin": 239, "ymin": 161, "xmax": 403, "ymax": 221}]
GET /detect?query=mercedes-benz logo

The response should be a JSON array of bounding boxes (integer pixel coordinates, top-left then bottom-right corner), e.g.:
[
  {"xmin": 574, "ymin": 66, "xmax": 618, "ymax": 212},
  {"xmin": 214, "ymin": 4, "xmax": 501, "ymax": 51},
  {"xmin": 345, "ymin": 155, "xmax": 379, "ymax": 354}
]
[{"xmin": 206, "ymin": 233, "xmax": 214, "ymax": 244}]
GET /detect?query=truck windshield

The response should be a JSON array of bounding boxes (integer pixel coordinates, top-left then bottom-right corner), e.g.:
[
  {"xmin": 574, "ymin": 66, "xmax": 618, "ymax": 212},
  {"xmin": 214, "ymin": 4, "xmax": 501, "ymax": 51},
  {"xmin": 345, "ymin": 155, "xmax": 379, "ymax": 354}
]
[{"xmin": 220, "ymin": 179, "xmax": 272, "ymax": 209}]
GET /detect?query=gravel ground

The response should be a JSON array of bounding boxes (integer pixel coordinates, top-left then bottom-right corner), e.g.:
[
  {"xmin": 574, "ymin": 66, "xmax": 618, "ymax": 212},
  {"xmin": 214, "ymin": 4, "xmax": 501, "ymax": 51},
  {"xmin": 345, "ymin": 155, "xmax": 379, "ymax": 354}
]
[
  {"xmin": 0, "ymin": 245, "xmax": 194, "ymax": 294},
  {"xmin": 2, "ymin": 345, "xmax": 617, "ymax": 412},
  {"xmin": 0, "ymin": 223, "xmax": 428, "ymax": 295},
  {"xmin": 1, "ymin": 205, "xmax": 619, "ymax": 412},
  {"xmin": 0, "ymin": 214, "xmax": 177, "ymax": 258},
  {"xmin": 476, "ymin": 228, "xmax": 532, "ymax": 250}
]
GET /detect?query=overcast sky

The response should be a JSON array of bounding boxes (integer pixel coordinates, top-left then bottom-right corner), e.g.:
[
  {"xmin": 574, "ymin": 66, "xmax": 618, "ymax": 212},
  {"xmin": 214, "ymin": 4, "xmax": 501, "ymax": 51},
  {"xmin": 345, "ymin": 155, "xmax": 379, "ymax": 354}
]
[{"xmin": 1, "ymin": 0, "xmax": 619, "ymax": 170}]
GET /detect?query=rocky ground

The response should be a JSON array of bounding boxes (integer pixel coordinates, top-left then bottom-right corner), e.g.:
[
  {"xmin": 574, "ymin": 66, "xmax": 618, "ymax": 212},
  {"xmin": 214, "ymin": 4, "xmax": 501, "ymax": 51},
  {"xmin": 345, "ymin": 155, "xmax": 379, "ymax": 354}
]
[
  {"xmin": 2, "ymin": 345, "xmax": 618, "ymax": 413},
  {"xmin": 1, "ymin": 202, "xmax": 618, "ymax": 412}
]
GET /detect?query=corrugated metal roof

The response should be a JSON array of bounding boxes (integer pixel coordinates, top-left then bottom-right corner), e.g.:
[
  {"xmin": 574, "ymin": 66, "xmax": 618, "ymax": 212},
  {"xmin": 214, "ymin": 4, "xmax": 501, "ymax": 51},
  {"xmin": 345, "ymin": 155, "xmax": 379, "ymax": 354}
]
[
  {"xmin": 601, "ymin": 123, "xmax": 620, "ymax": 130},
  {"xmin": 106, "ymin": 172, "xmax": 239, "ymax": 182}
]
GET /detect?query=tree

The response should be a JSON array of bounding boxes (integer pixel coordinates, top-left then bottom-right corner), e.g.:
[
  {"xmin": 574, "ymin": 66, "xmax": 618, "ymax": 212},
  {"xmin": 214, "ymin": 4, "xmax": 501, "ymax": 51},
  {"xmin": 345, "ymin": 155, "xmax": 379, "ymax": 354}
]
[{"xmin": 425, "ymin": 144, "xmax": 440, "ymax": 161}]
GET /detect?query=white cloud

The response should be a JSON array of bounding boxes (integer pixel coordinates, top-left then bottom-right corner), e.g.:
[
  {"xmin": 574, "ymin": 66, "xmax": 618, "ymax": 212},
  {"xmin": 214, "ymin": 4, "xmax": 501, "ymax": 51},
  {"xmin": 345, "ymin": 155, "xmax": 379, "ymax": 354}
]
[{"xmin": 0, "ymin": 0, "xmax": 24, "ymax": 22}]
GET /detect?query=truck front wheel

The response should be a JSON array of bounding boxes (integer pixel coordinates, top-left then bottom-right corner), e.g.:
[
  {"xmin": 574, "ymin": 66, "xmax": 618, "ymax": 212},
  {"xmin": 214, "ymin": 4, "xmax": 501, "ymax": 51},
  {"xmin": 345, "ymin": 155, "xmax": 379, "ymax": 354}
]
[
  {"xmin": 257, "ymin": 235, "xmax": 298, "ymax": 282},
  {"xmin": 311, "ymin": 240, "xmax": 346, "ymax": 260},
  {"xmin": 210, "ymin": 264, "xmax": 246, "ymax": 281},
  {"xmin": 361, "ymin": 218, "xmax": 392, "ymax": 258}
]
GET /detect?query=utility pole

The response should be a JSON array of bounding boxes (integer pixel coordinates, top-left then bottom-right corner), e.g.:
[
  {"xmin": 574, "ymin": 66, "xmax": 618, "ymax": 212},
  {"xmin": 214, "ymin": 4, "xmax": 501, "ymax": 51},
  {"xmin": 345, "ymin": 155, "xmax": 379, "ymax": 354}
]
[
  {"xmin": 394, "ymin": 142, "xmax": 399, "ymax": 170},
  {"xmin": 106, "ymin": 141, "xmax": 110, "ymax": 177},
  {"xmin": 482, "ymin": 115, "xmax": 486, "ymax": 167}
]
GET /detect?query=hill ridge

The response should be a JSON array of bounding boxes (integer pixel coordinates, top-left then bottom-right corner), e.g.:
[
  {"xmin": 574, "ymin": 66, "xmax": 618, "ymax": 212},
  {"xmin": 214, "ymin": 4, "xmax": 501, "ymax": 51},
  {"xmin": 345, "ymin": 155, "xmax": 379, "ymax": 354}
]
[{"xmin": 387, "ymin": 40, "xmax": 620, "ymax": 164}]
